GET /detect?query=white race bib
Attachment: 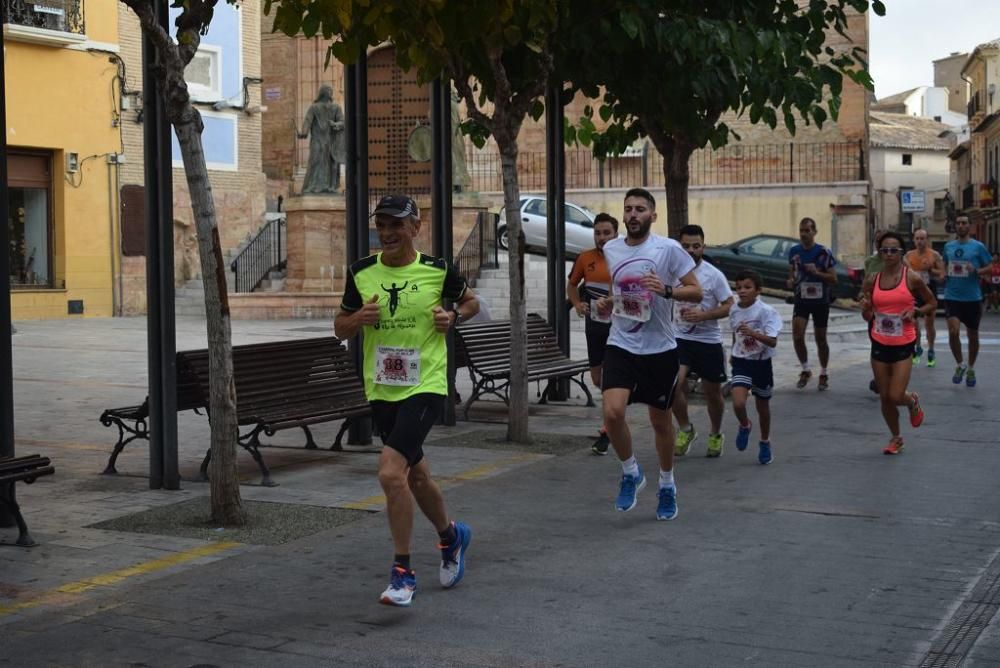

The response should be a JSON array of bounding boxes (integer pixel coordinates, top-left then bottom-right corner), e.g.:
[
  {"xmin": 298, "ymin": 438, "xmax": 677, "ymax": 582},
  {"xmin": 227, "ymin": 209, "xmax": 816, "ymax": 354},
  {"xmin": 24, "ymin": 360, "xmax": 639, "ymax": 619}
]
[
  {"xmin": 992, "ymin": 275, "xmax": 1000, "ymax": 285},
  {"xmin": 800, "ymin": 281, "xmax": 824, "ymax": 300},
  {"xmin": 873, "ymin": 313, "xmax": 904, "ymax": 338},
  {"xmin": 613, "ymin": 292, "xmax": 653, "ymax": 322},
  {"xmin": 948, "ymin": 260, "xmax": 973, "ymax": 278},
  {"xmin": 918, "ymin": 270, "xmax": 931, "ymax": 284},
  {"xmin": 374, "ymin": 346, "xmax": 421, "ymax": 386},
  {"xmin": 590, "ymin": 298, "xmax": 611, "ymax": 323},
  {"xmin": 733, "ymin": 333, "xmax": 761, "ymax": 358}
]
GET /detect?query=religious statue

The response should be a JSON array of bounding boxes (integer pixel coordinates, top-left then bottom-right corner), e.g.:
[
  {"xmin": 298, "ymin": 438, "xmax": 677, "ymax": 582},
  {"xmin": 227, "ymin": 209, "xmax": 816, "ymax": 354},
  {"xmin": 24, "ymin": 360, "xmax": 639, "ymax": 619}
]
[
  {"xmin": 299, "ymin": 85, "xmax": 346, "ymax": 194},
  {"xmin": 451, "ymin": 92, "xmax": 472, "ymax": 191}
]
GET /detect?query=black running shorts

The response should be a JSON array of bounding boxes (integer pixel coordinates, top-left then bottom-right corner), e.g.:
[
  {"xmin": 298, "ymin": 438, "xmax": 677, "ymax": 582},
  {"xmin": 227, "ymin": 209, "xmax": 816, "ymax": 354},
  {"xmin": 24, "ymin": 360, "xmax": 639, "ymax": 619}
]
[
  {"xmin": 944, "ymin": 299, "xmax": 983, "ymax": 330},
  {"xmin": 870, "ymin": 339, "xmax": 916, "ymax": 364},
  {"xmin": 677, "ymin": 338, "xmax": 727, "ymax": 383},
  {"xmin": 601, "ymin": 345, "xmax": 679, "ymax": 410},
  {"xmin": 792, "ymin": 301, "xmax": 830, "ymax": 329},
  {"xmin": 584, "ymin": 320, "xmax": 611, "ymax": 368},
  {"xmin": 370, "ymin": 393, "xmax": 444, "ymax": 467}
]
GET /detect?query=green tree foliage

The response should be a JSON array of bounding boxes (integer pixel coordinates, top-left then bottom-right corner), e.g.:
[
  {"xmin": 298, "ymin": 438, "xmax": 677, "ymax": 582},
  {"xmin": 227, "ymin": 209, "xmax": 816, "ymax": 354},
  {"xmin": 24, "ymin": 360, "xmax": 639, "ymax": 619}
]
[
  {"xmin": 561, "ymin": 0, "xmax": 885, "ymax": 236},
  {"xmin": 266, "ymin": 0, "xmax": 566, "ymax": 442}
]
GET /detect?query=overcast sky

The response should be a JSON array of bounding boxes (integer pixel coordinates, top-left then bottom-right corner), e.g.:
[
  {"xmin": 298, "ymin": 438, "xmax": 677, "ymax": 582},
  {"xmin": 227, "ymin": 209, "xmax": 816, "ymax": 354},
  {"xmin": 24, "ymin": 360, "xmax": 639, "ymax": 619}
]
[{"xmin": 869, "ymin": 1, "xmax": 1000, "ymax": 98}]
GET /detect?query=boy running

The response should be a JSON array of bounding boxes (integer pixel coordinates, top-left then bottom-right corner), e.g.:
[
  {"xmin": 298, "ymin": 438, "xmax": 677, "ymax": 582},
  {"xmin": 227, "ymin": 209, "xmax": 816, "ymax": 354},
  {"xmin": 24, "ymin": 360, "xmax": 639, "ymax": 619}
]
[{"xmin": 729, "ymin": 270, "xmax": 783, "ymax": 465}]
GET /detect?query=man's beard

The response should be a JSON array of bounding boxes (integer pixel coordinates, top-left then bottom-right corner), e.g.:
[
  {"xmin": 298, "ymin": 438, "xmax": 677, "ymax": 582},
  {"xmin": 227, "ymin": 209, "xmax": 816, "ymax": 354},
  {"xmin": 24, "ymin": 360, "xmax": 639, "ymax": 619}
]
[{"xmin": 626, "ymin": 218, "xmax": 652, "ymax": 239}]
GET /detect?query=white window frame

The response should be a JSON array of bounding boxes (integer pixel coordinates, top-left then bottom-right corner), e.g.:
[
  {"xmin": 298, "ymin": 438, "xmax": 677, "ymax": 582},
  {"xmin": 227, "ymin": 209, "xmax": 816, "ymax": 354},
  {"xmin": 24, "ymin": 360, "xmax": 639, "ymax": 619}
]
[{"xmin": 185, "ymin": 44, "xmax": 223, "ymax": 102}]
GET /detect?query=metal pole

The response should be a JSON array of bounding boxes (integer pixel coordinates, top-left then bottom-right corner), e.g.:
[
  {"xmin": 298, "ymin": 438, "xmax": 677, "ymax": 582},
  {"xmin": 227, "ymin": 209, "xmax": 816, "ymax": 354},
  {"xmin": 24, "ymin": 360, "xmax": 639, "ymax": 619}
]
[
  {"xmin": 0, "ymin": 24, "xmax": 16, "ymax": 526},
  {"xmin": 345, "ymin": 52, "xmax": 371, "ymax": 445},
  {"xmin": 545, "ymin": 80, "xmax": 569, "ymax": 401},
  {"xmin": 432, "ymin": 78, "xmax": 456, "ymax": 425},
  {"xmin": 142, "ymin": 0, "xmax": 178, "ymax": 489}
]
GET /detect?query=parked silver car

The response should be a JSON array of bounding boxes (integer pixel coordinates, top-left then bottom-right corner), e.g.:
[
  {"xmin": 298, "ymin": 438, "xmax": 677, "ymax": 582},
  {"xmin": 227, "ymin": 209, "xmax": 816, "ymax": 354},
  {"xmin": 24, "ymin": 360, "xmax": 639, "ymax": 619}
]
[{"xmin": 497, "ymin": 197, "xmax": 598, "ymax": 259}]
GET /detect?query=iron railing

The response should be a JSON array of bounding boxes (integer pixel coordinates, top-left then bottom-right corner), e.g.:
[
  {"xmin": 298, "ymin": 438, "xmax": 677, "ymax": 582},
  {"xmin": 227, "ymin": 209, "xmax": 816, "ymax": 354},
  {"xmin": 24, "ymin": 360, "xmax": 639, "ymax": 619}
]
[
  {"xmin": 230, "ymin": 217, "xmax": 286, "ymax": 293},
  {"xmin": 467, "ymin": 141, "xmax": 866, "ymax": 192},
  {"xmin": 454, "ymin": 211, "xmax": 499, "ymax": 287},
  {"xmin": 1, "ymin": 0, "xmax": 85, "ymax": 34}
]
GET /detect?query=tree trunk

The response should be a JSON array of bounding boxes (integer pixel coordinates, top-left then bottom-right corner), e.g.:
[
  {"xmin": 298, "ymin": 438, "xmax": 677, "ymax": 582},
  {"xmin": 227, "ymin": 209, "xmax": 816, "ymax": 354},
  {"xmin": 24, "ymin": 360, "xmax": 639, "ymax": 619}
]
[
  {"xmin": 662, "ymin": 137, "xmax": 696, "ymax": 239},
  {"xmin": 497, "ymin": 141, "xmax": 530, "ymax": 443},
  {"xmin": 173, "ymin": 114, "xmax": 246, "ymax": 526}
]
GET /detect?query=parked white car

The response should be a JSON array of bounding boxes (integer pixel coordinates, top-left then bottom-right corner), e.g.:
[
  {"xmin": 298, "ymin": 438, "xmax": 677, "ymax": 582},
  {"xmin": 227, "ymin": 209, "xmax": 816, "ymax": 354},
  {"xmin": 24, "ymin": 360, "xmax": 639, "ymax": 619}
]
[{"xmin": 497, "ymin": 196, "xmax": 598, "ymax": 259}]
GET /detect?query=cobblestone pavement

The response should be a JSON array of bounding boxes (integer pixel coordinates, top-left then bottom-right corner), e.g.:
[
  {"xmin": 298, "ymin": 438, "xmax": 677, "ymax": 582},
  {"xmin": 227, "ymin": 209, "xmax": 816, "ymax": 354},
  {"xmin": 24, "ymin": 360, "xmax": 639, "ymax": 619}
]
[{"xmin": 2, "ymin": 312, "xmax": 1000, "ymax": 666}]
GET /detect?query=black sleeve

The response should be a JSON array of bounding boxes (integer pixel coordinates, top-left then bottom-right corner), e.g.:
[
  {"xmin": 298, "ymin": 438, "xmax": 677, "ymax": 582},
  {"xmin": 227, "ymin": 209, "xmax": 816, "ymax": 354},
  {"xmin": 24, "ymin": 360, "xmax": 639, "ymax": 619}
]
[
  {"xmin": 341, "ymin": 268, "xmax": 362, "ymax": 311},
  {"xmin": 442, "ymin": 262, "xmax": 468, "ymax": 303}
]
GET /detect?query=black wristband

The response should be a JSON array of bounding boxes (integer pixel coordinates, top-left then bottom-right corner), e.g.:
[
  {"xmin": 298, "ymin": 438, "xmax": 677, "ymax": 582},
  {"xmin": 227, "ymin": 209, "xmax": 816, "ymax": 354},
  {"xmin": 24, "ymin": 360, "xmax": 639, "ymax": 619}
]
[{"xmin": 662, "ymin": 285, "xmax": 673, "ymax": 299}]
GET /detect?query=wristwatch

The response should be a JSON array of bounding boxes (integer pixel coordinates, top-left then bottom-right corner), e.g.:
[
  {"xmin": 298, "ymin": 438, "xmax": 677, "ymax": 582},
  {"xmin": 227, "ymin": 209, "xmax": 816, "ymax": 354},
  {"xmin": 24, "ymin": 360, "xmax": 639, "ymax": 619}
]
[{"xmin": 661, "ymin": 285, "xmax": 673, "ymax": 299}]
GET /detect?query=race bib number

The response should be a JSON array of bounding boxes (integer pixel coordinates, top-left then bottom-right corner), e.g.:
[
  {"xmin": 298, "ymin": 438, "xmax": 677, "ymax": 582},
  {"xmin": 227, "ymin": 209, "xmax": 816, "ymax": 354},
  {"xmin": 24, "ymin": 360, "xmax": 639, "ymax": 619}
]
[
  {"xmin": 948, "ymin": 261, "xmax": 973, "ymax": 278},
  {"xmin": 918, "ymin": 271, "xmax": 931, "ymax": 284},
  {"xmin": 613, "ymin": 292, "xmax": 653, "ymax": 322},
  {"xmin": 800, "ymin": 281, "xmax": 824, "ymax": 300},
  {"xmin": 590, "ymin": 298, "xmax": 611, "ymax": 323},
  {"xmin": 733, "ymin": 333, "xmax": 761, "ymax": 358},
  {"xmin": 873, "ymin": 313, "xmax": 904, "ymax": 338},
  {"xmin": 374, "ymin": 346, "xmax": 421, "ymax": 386}
]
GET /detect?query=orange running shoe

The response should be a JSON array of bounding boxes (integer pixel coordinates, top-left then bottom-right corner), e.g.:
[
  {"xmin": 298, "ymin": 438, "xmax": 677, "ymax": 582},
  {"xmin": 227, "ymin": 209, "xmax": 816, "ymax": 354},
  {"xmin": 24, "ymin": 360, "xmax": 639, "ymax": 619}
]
[
  {"xmin": 908, "ymin": 392, "xmax": 924, "ymax": 428},
  {"xmin": 883, "ymin": 436, "xmax": 905, "ymax": 455}
]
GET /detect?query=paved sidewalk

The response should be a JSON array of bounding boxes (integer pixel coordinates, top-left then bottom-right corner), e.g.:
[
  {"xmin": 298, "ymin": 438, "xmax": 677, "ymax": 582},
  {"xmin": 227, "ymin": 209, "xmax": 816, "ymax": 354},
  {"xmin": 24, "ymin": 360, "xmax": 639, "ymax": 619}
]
[{"xmin": 2, "ymin": 313, "xmax": 1000, "ymax": 666}]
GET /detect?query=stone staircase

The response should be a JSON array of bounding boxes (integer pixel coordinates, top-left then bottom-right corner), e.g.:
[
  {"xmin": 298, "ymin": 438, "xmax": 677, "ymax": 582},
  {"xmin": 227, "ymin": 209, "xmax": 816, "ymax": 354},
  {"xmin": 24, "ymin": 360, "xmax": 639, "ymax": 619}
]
[{"xmin": 175, "ymin": 216, "xmax": 288, "ymax": 317}]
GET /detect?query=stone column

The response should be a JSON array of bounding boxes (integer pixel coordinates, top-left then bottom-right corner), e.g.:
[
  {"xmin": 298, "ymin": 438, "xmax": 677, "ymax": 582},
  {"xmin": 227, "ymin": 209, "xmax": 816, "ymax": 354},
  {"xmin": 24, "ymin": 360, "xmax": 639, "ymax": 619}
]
[{"xmin": 284, "ymin": 195, "xmax": 347, "ymax": 293}]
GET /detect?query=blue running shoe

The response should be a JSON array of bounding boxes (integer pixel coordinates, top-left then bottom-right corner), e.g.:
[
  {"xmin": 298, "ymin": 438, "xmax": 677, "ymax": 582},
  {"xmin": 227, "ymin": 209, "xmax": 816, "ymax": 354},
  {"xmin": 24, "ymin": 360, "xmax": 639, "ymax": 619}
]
[
  {"xmin": 758, "ymin": 441, "xmax": 772, "ymax": 465},
  {"xmin": 953, "ymin": 364, "xmax": 967, "ymax": 384},
  {"xmin": 615, "ymin": 469, "xmax": 646, "ymax": 512},
  {"xmin": 380, "ymin": 565, "xmax": 417, "ymax": 607},
  {"xmin": 966, "ymin": 368, "xmax": 977, "ymax": 387},
  {"xmin": 736, "ymin": 421, "xmax": 753, "ymax": 451},
  {"xmin": 912, "ymin": 345, "xmax": 923, "ymax": 363},
  {"xmin": 656, "ymin": 486, "xmax": 678, "ymax": 521},
  {"xmin": 439, "ymin": 521, "xmax": 471, "ymax": 588}
]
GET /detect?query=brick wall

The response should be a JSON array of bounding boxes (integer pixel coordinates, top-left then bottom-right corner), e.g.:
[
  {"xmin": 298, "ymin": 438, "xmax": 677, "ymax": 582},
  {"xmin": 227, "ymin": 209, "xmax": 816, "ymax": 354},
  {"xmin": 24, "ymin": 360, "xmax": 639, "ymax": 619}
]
[{"xmin": 118, "ymin": 2, "xmax": 268, "ymax": 315}]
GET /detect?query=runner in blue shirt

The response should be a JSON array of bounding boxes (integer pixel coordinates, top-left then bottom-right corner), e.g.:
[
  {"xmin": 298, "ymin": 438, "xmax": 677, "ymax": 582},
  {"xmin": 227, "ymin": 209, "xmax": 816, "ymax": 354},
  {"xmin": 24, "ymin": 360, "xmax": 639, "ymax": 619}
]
[
  {"xmin": 786, "ymin": 217, "xmax": 838, "ymax": 391},
  {"xmin": 942, "ymin": 215, "xmax": 993, "ymax": 387}
]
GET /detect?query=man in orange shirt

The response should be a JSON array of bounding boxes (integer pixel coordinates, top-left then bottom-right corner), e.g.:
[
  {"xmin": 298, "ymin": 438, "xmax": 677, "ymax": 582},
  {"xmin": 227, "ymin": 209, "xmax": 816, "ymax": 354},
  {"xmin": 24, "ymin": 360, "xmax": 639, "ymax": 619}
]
[
  {"xmin": 904, "ymin": 229, "xmax": 945, "ymax": 367},
  {"xmin": 567, "ymin": 213, "xmax": 619, "ymax": 455}
]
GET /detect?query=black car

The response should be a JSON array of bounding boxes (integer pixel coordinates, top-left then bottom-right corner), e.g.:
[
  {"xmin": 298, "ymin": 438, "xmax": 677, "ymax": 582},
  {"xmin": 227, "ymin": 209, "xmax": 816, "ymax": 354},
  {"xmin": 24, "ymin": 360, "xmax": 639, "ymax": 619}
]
[{"xmin": 703, "ymin": 234, "xmax": 863, "ymax": 300}]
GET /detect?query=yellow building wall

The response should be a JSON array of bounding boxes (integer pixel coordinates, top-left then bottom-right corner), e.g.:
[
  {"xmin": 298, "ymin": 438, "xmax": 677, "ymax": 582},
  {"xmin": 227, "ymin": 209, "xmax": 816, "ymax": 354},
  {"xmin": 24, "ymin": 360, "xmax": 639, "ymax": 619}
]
[
  {"xmin": 5, "ymin": 1, "xmax": 120, "ymax": 319},
  {"xmin": 483, "ymin": 183, "xmax": 870, "ymax": 264}
]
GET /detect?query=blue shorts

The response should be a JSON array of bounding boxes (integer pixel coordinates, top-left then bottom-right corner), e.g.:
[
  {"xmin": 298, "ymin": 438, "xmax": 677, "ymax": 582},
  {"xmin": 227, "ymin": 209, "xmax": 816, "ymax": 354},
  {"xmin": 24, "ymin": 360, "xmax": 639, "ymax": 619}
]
[{"xmin": 730, "ymin": 357, "xmax": 774, "ymax": 400}]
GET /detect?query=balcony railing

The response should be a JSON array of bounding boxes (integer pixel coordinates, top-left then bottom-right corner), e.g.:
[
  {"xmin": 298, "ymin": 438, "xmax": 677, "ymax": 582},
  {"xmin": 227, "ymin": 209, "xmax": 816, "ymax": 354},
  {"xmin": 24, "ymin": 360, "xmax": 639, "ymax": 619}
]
[
  {"xmin": 968, "ymin": 91, "xmax": 981, "ymax": 121},
  {"xmin": 1, "ymin": 0, "xmax": 85, "ymax": 35},
  {"xmin": 961, "ymin": 183, "xmax": 998, "ymax": 210}
]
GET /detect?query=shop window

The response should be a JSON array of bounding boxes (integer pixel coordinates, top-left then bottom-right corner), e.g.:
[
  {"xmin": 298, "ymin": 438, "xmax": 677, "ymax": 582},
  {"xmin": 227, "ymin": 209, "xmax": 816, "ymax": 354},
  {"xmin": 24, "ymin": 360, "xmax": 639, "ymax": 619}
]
[
  {"xmin": 902, "ymin": 154, "xmax": 912, "ymax": 166},
  {"xmin": 7, "ymin": 151, "xmax": 52, "ymax": 289}
]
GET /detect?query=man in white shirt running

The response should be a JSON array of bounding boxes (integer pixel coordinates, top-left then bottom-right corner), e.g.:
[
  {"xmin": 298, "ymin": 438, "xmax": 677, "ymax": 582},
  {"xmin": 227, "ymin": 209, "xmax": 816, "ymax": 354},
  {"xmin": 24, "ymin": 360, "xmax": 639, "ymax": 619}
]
[
  {"xmin": 671, "ymin": 224, "xmax": 734, "ymax": 458},
  {"xmin": 595, "ymin": 188, "xmax": 702, "ymax": 521}
]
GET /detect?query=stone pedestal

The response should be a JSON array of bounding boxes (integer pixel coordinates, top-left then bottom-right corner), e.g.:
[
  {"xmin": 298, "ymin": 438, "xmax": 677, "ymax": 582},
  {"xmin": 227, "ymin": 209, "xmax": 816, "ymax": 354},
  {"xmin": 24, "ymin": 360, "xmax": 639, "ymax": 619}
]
[{"xmin": 284, "ymin": 195, "xmax": 347, "ymax": 293}]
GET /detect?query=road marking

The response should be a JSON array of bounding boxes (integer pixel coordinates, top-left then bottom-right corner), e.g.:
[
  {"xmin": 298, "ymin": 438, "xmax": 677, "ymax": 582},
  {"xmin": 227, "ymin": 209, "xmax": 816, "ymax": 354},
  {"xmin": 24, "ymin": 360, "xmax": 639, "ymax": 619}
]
[
  {"xmin": 341, "ymin": 453, "xmax": 540, "ymax": 511},
  {"xmin": 0, "ymin": 541, "xmax": 241, "ymax": 617}
]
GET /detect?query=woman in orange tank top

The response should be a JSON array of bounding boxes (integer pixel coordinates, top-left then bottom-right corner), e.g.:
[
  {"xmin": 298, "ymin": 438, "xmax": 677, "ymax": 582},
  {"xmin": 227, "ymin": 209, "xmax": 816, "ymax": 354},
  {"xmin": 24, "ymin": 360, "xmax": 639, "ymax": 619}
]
[{"xmin": 860, "ymin": 232, "xmax": 937, "ymax": 455}]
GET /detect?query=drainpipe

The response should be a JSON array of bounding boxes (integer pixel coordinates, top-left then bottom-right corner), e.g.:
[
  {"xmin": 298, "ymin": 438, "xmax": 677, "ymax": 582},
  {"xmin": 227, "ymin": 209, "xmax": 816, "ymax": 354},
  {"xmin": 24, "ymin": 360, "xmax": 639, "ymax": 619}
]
[{"xmin": 107, "ymin": 158, "xmax": 118, "ymax": 316}]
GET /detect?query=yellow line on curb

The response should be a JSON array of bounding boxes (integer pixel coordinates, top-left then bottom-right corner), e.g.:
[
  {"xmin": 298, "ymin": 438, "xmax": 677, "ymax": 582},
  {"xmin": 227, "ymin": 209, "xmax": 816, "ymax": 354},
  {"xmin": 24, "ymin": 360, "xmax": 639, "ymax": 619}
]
[
  {"xmin": 341, "ymin": 453, "xmax": 540, "ymax": 511},
  {"xmin": 0, "ymin": 541, "xmax": 241, "ymax": 617}
]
